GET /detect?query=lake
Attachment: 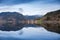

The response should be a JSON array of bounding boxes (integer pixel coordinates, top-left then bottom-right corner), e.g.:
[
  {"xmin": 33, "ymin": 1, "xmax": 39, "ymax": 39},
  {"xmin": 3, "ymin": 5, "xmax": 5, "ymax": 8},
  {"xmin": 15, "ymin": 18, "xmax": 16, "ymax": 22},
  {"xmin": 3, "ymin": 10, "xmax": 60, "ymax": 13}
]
[{"xmin": 0, "ymin": 24, "xmax": 60, "ymax": 40}]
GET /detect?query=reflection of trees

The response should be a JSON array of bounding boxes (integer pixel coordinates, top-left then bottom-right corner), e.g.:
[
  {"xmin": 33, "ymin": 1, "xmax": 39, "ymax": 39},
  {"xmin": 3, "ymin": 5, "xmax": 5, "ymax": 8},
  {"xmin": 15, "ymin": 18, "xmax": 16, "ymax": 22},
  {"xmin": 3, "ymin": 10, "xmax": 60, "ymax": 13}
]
[
  {"xmin": 0, "ymin": 23, "xmax": 24, "ymax": 31},
  {"xmin": 36, "ymin": 22, "xmax": 60, "ymax": 34}
]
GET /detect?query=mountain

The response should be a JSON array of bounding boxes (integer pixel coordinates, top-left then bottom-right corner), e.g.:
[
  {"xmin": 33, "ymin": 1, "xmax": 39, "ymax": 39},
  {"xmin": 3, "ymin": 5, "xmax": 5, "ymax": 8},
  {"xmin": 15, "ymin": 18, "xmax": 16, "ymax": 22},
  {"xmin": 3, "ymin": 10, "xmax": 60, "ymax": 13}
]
[
  {"xmin": 36, "ymin": 10, "xmax": 60, "ymax": 33},
  {"xmin": 24, "ymin": 15, "xmax": 43, "ymax": 20},
  {"xmin": 0, "ymin": 12, "xmax": 42, "ymax": 31},
  {"xmin": 0, "ymin": 12, "xmax": 24, "ymax": 31},
  {"xmin": 42, "ymin": 10, "xmax": 60, "ymax": 21}
]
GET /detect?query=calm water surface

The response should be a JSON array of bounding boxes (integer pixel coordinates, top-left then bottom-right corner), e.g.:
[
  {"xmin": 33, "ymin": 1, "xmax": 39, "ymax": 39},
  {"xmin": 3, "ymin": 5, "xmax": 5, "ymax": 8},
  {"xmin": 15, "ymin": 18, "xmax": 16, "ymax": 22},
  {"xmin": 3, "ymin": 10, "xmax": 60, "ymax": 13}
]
[{"xmin": 0, "ymin": 24, "xmax": 60, "ymax": 40}]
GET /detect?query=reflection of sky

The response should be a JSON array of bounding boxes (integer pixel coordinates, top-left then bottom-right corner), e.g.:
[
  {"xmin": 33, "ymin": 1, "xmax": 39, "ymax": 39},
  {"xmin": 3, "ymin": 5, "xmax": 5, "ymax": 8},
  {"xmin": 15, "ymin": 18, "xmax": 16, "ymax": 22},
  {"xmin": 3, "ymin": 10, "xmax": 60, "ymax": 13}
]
[
  {"xmin": 0, "ymin": 0, "xmax": 60, "ymax": 15},
  {"xmin": 0, "ymin": 27, "xmax": 60, "ymax": 40}
]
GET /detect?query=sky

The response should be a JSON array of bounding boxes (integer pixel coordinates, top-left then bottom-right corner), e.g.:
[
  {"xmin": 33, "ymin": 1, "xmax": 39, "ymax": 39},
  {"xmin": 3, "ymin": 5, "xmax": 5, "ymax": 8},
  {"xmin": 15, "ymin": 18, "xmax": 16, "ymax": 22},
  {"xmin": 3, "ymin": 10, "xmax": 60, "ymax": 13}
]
[{"xmin": 0, "ymin": 0, "xmax": 60, "ymax": 15}]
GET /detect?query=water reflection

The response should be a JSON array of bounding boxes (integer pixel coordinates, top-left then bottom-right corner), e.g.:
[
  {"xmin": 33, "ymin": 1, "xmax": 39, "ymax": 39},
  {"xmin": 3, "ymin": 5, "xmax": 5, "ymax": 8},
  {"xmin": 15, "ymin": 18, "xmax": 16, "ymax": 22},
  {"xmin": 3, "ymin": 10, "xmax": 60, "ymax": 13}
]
[
  {"xmin": 0, "ymin": 24, "xmax": 60, "ymax": 40},
  {"xmin": 0, "ymin": 23, "xmax": 25, "ymax": 31},
  {"xmin": 1, "ymin": 22, "xmax": 60, "ymax": 34},
  {"xmin": 37, "ymin": 22, "xmax": 60, "ymax": 34},
  {"xmin": 0, "ymin": 26, "xmax": 60, "ymax": 40}
]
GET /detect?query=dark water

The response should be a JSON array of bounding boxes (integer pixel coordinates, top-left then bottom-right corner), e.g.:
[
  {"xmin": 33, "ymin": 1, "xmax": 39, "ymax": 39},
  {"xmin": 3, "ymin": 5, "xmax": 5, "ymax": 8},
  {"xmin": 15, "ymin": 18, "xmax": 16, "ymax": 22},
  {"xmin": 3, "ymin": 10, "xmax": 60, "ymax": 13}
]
[{"xmin": 0, "ymin": 24, "xmax": 60, "ymax": 40}]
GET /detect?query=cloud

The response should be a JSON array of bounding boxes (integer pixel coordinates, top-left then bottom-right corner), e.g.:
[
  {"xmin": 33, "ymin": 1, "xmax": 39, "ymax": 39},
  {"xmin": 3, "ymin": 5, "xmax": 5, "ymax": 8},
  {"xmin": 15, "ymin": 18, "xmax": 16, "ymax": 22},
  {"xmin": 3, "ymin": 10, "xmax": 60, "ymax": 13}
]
[
  {"xmin": 39, "ymin": 0, "xmax": 60, "ymax": 4},
  {"xmin": 0, "ymin": 0, "xmax": 60, "ymax": 6},
  {"xmin": 0, "ymin": 0, "xmax": 36, "ymax": 5},
  {"xmin": 0, "ymin": 0, "xmax": 60, "ymax": 15}
]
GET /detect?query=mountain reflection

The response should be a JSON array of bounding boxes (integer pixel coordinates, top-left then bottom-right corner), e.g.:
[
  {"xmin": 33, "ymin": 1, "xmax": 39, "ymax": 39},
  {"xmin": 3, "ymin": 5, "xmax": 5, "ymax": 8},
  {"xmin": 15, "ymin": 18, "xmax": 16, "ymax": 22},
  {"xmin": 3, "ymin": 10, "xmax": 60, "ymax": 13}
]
[
  {"xmin": 36, "ymin": 22, "xmax": 60, "ymax": 34},
  {"xmin": 0, "ymin": 23, "xmax": 60, "ymax": 34},
  {"xmin": 0, "ymin": 23, "xmax": 24, "ymax": 31}
]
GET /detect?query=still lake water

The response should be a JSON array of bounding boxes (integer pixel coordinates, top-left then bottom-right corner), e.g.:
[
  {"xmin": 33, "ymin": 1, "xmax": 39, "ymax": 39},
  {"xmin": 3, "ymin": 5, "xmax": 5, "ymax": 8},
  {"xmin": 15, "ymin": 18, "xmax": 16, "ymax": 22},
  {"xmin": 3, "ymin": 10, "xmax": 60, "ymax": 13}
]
[{"xmin": 0, "ymin": 24, "xmax": 60, "ymax": 40}]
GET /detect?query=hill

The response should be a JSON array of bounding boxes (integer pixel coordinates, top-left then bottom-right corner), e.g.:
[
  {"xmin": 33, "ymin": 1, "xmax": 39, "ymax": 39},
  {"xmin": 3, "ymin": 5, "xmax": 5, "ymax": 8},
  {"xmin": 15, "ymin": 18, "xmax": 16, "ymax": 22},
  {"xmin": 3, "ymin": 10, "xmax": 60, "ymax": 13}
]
[
  {"xmin": 42, "ymin": 10, "xmax": 60, "ymax": 21},
  {"xmin": 0, "ymin": 12, "xmax": 24, "ymax": 31},
  {"xmin": 36, "ymin": 10, "xmax": 60, "ymax": 33}
]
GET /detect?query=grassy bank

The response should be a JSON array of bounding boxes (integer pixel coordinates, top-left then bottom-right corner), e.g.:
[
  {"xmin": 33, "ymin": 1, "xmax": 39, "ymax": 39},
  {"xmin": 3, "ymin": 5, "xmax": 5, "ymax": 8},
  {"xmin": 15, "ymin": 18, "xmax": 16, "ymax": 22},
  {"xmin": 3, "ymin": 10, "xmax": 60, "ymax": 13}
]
[{"xmin": 36, "ymin": 19, "xmax": 43, "ymax": 24}]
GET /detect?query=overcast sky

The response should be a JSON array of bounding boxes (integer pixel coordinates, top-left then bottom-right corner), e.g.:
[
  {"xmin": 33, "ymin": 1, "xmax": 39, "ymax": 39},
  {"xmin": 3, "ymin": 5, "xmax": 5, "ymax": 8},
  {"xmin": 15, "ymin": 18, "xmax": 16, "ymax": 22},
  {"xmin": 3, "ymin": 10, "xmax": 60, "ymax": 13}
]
[{"xmin": 0, "ymin": 0, "xmax": 60, "ymax": 15}]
